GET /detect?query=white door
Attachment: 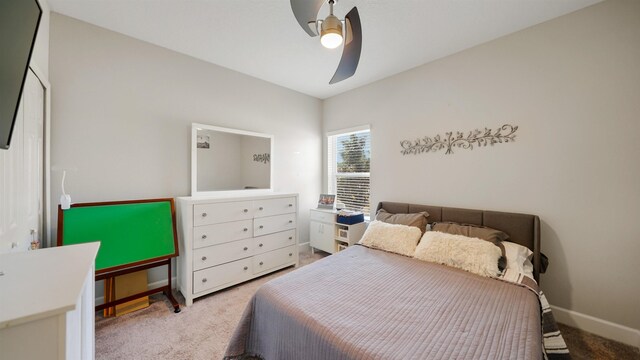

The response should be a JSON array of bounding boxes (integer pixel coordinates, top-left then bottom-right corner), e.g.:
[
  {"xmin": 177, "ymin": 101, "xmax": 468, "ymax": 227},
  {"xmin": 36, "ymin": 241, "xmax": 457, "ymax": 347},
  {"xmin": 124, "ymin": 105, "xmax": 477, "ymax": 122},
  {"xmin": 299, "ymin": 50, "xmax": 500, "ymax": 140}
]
[
  {"xmin": 0, "ymin": 70, "xmax": 44, "ymax": 253},
  {"xmin": 23, "ymin": 71, "xmax": 44, "ymax": 248}
]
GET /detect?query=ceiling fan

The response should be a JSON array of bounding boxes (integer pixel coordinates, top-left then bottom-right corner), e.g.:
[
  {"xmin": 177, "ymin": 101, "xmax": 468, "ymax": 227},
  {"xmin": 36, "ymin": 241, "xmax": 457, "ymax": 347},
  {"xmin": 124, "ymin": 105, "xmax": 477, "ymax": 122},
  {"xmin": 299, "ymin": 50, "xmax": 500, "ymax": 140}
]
[{"xmin": 290, "ymin": 0, "xmax": 362, "ymax": 84}]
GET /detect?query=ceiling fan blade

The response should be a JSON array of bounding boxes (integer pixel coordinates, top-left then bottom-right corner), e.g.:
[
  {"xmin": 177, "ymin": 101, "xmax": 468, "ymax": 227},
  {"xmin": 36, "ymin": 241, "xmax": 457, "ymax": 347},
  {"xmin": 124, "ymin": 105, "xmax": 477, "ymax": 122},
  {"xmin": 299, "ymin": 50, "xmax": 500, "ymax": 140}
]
[
  {"xmin": 290, "ymin": 0, "xmax": 325, "ymax": 36},
  {"xmin": 330, "ymin": 6, "xmax": 362, "ymax": 84}
]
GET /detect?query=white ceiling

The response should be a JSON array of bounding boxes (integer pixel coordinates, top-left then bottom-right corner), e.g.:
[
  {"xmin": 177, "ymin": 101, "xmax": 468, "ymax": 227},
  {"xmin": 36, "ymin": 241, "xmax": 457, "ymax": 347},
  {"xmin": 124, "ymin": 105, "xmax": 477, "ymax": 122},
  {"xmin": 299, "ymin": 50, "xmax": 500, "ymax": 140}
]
[{"xmin": 47, "ymin": 0, "xmax": 601, "ymax": 99}]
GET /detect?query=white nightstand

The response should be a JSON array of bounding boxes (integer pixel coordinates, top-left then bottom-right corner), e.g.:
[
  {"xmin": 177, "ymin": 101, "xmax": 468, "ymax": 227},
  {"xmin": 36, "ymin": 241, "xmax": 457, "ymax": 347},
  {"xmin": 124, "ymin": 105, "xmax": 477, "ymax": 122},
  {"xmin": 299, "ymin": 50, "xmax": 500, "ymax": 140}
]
[{"xmin": 309, "ymin": 209, "xmax": 367, "ymax": 254}]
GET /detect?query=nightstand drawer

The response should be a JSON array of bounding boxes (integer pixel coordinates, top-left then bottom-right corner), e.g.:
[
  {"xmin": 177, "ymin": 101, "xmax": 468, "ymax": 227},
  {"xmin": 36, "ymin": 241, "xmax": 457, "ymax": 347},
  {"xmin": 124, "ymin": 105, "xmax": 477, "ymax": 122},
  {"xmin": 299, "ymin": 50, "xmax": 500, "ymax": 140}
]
[
  {"xmin": 253, "ymin": 245, "xmax": 297, "ymax": 275},
  {"xmin": 254, "ymin": 229, "xmax": 296, "ymax": 254},
  {"xmin": 193, "ymin": 238, "xmax": 254, "ymax": 271},
  {"xmin": 254, "ymin": 197, "xmax": 297, "ymax": 218},
  {"xmin": 310, "ymin": 209, "xmax": 335, "ymax": 223},
  {"xmin": 193, "ymin": 220, "xmax": 253, "ymax": 249},
  {"xmin": 193, "ymin": 201, "xmax": 254, "ymax": 226},
  {"xmin": 254, "ymin": 213, "xmax": 296, "ymax": 237},
  {"xmin": 193, "ymin": 258, "xmax": 253, "ymax": 294}
]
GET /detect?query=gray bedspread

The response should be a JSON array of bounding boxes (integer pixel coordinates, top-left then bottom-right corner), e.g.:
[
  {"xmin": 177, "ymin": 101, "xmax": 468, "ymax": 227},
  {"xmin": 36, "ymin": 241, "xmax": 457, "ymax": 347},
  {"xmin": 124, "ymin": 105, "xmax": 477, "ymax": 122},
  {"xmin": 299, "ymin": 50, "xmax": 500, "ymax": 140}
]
[{"xmin": 224, "ymin": 245, "xmax": 543, "ymax": 360}]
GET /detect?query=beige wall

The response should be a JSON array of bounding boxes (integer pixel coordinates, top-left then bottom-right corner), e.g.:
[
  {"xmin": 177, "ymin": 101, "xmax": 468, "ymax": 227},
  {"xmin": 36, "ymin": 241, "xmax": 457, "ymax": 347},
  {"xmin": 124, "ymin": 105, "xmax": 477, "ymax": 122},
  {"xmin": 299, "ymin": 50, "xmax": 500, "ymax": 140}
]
[
  {"xmin": 32, "ymin": 0, "xmax": 50, "ymax": 77},
  {"xmin": 324, "ymin": 0, "xmax": 640, "ymax": 331},
  {"xmin": 49, "ymin": 14, "xmax": 322, "ymax": 285}
]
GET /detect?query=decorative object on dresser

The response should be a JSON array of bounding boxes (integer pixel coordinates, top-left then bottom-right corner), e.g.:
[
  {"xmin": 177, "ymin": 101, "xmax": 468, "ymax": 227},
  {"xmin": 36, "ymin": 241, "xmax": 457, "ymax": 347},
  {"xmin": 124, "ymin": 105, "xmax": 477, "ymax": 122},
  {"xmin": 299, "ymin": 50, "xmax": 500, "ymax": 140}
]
[
  {"xmin": 176, "ymin": 193, "xmax": 298, "ymax": 306},
  {"xmin": 317, "ymin": 194, "xmax": 336, "ymax": 209},
  {"xmin": 309, "ymin": 208, "xmax": 366, "ymax": 254},
  {"xmin": 400, "ymin": 124, "xmax": 518, "ymax": 155},
  {"xmin": 0, "ymin": 243, "xmax": 99, "ymax": 360}
]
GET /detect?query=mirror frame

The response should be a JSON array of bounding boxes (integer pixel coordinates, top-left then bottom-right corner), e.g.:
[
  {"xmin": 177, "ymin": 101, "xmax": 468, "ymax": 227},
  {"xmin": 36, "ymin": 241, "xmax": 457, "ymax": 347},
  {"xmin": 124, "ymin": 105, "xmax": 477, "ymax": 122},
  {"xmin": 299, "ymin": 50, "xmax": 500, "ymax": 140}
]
[{"xmin": 191, "ymin": 123, "xmax": 274, "ymax": 196}]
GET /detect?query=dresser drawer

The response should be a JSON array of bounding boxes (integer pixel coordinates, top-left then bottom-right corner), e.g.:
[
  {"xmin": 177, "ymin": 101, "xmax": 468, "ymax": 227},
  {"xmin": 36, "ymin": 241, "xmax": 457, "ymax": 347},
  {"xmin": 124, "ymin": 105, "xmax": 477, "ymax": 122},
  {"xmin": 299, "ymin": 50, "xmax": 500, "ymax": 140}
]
[
  {"xmin": 193, "ymin": 238, "xmax": 253, "ymax": 271},
  {"xmin": 193, "ymin": 220, "xmax": 253, "ymax": 249},
  {"xmin": 310, "ymin": 209, "xmax": 335, "ymax": 223},
  {"xmin": 254, "ymin": 229, "xmax": 296, "ymax": 254},
  {"xmin": 193, "ymin": 201, "xmax": 254, "ymax": 226},
  {"xmin": 193, "ymin": 258, "xmax": 253, "ymax": 294},
  {"xmin": 253, "ymin": 245, "xmax": 297, "ymax": 275},
  {"xmin": 254, "ymin": 213, "xmax": 296, "ymax": 237},
  {"xmin": 254, "ymin": 197, "xmax": 296, "ymax": 218}
]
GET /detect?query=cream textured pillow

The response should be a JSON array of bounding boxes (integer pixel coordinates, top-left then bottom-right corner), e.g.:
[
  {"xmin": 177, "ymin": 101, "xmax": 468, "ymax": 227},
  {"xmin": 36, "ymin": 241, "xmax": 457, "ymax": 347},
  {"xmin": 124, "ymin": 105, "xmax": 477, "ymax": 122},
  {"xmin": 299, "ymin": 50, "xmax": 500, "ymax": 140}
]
[
  {"xmin": 414, "ymin": 231, "xmax": 502, "ymax": 277},
  {"xmin": 358, "ymin": 220, "xmax": 422, "ymax": 257}
]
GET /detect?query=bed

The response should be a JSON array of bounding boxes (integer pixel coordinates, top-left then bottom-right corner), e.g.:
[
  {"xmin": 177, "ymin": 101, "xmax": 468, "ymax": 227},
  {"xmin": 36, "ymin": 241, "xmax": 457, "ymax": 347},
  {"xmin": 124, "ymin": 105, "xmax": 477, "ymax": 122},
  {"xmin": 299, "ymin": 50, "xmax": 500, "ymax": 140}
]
[{"xmin": 224, "ymin": 202, "xmax": 569, "ymax": 360}]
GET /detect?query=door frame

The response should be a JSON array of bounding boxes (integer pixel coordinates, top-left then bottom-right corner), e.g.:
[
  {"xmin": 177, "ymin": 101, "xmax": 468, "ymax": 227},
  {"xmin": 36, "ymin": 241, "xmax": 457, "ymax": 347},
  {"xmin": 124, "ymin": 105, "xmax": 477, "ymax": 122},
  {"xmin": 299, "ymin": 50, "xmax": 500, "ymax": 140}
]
[{"xmin": 27, "ymin": 64, "xmax": 51, "ymax": 248}]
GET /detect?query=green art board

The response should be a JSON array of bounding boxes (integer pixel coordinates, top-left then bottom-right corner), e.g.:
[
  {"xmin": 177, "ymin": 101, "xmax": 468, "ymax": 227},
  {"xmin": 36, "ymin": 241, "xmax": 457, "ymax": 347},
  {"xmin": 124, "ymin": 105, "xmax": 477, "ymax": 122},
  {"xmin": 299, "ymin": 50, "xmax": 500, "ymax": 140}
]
[{"xmin": 60, "ymin": 200, "xmax": 177, "ymax": 272}]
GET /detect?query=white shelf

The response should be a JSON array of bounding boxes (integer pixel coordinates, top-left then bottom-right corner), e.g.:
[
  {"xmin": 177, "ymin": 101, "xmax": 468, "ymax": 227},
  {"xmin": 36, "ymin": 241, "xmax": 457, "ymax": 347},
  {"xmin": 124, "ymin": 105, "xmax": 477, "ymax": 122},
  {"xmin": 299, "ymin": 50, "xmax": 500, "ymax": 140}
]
[
  {"xmin": 0, "ymin": 243, "xmax": 99, "ymax": 360},
  {"xmin": 309, "ymin": 209, "xmax": 367, "ymax": 254}
]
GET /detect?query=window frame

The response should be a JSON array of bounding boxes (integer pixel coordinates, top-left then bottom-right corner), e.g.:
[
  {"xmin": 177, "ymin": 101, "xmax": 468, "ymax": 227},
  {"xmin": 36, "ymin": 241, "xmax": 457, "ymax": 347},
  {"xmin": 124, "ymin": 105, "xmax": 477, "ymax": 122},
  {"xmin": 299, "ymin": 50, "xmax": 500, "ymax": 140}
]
[{"xmin": 327, "ymin": 125, "xmax": 371, "ymax": 213}]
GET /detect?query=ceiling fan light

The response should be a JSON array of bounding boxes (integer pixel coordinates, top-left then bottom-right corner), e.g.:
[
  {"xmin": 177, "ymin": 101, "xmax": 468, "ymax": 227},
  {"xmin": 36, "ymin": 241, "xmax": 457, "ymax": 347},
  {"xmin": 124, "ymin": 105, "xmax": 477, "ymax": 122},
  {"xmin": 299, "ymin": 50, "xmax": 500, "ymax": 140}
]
[
  {"xmin": 321, "ymin": 32, "xmax": 343, "ymax": 49},
  {"xmin": 320, "ymin": 14, "xmax": 343, "ymax": 49}
]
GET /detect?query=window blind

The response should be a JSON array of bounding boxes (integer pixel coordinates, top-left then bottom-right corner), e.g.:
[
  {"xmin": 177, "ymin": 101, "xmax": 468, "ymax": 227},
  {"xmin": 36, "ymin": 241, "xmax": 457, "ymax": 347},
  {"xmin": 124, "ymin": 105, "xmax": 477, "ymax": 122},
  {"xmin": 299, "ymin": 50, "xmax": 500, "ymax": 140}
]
[{"xmin": 328, "ymin": 128, "xmax": 370, "ymax": 213}]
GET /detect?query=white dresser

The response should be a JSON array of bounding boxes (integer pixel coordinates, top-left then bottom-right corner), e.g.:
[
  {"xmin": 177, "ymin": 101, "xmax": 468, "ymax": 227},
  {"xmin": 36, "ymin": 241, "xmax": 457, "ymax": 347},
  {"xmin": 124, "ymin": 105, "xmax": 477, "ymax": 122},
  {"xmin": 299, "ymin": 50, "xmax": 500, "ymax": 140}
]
[
  {"xmin": 176, "ymin": 193, "xmax": 298, "ymax": 306},
  {"xmin": 0, "ymin": 243, "xmax": 99, "ymax": 360}
]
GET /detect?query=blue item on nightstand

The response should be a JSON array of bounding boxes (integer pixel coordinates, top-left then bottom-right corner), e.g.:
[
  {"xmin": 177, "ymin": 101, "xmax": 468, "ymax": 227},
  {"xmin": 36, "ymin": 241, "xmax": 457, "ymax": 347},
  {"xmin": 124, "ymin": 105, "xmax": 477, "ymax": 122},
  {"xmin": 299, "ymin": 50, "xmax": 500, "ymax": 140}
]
[{"xmin": 337, "ymin": 213, "xmax": 364, "ymax": 225}]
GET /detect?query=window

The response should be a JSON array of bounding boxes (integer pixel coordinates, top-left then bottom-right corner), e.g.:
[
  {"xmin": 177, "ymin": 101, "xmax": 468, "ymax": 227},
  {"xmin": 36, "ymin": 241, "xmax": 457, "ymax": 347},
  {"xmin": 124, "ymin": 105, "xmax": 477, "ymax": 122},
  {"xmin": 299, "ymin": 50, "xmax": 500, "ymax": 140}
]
[{"xmin": 328, "ymin": 126, "xmax": 371, "ymax": 213}]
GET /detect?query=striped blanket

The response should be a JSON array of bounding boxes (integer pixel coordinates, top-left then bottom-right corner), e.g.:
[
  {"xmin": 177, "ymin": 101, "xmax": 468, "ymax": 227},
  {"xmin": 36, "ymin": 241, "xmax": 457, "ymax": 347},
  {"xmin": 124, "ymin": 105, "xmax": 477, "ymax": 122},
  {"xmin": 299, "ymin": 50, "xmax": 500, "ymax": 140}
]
[
  {"xmin": 540, "ymin": 291, "xmax": 571, "ymax": 359},
  {"xmin": 497, "ymin": 269, "xmax": 571, "ymax": 359}
]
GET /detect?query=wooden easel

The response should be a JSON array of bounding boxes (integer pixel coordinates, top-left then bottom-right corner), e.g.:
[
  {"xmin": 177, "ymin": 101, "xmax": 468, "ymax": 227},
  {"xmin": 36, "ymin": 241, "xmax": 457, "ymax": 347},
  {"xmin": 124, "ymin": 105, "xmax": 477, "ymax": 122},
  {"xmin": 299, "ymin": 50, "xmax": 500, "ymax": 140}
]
[
  {"xmin": 96, "ymin": 258, "xmax": 180, "ymax": 313},
  {"xmin": 58, "ymin": 198, "xmax": 181, "ymax": 314}
]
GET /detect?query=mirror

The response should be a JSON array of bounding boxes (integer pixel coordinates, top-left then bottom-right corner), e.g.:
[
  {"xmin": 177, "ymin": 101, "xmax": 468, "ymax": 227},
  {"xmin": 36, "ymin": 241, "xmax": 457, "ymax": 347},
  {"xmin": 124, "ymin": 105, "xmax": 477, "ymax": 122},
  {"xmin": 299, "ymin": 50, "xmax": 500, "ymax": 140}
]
[{"xmin": 191, "ymin": 123, "xmax": 273, "ymax": 195}]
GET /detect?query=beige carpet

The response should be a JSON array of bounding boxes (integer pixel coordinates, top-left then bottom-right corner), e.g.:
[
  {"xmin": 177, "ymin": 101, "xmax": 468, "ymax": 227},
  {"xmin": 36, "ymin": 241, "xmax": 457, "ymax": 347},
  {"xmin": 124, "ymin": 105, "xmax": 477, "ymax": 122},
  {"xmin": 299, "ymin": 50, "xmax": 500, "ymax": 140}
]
[
  {"xmin": 96, "ymin": 250, "xmax": 639, "ymax": 360},
  {"xmin": 95, "ymin": 251, "xmax": 325, "ymax": 359},
  {"xmin": 558, "ymin": 323, "xmax": 640, "ymax": 360}
]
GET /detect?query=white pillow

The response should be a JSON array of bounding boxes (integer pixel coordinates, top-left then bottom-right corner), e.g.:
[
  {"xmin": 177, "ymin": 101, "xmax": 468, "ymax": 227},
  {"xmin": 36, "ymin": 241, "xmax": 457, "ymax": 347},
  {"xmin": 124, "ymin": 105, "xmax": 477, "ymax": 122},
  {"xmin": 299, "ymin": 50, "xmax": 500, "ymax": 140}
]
[
  {"xmin": 503, "ymin": 241, "xmax": 534, "ymax": 279},
  {"xmin": 358, "ymin": 220, "xmax": 422, "ymax": 257},
  {"xmin": 414, "ymin": 231, "xmax": 502, "ymax": 277}
]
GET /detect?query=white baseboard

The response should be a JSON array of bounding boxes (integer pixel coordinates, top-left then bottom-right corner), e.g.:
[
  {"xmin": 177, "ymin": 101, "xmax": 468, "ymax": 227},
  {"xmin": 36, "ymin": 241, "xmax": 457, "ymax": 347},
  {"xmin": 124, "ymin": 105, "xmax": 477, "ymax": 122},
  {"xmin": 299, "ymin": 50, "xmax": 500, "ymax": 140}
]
[
  {"xmin": 551, "ymin": 305, "xmax": 640, "ymax": 348},
  {"xmin": 298, "ymin": 241, "xmax": 311, "ymax": 253}
]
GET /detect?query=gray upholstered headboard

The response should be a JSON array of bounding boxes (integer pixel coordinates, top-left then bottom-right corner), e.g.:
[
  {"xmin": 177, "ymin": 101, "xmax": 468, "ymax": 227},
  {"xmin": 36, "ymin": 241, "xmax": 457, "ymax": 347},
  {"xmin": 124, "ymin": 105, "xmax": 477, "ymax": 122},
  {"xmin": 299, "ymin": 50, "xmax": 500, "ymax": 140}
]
[{"xmin": 376, "ymin": 202, "xmax": 542, "ymax": 282}]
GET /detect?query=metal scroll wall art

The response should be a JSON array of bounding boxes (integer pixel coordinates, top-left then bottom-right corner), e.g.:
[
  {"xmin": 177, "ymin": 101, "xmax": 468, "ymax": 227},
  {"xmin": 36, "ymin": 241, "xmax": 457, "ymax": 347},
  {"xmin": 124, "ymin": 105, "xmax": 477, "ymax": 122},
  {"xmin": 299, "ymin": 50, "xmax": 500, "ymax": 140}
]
[
  {"xmin": 253, "ymin": 153, "xmax": 270, "ymax": 164},
  {"xmin": 400, "ymin": 124, "xmax": 518, "ymax": 155}
]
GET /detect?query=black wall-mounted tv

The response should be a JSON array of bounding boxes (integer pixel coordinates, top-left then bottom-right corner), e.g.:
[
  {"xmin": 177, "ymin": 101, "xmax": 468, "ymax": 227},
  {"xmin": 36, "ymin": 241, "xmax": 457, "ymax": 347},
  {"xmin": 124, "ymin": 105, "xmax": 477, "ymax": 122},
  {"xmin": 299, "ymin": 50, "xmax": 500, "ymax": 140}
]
[{"xmin": 0, "ymin": 0, "xmax": 42, "ymax": 150}]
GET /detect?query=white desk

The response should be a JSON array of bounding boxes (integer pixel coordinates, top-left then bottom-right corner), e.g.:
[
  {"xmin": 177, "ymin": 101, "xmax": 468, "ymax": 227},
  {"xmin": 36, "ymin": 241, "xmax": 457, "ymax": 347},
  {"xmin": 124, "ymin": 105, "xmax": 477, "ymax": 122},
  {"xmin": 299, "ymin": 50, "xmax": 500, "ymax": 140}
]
[{"xmin": 0, "ymin": 242, "xmax": 99, "ymax": 360}]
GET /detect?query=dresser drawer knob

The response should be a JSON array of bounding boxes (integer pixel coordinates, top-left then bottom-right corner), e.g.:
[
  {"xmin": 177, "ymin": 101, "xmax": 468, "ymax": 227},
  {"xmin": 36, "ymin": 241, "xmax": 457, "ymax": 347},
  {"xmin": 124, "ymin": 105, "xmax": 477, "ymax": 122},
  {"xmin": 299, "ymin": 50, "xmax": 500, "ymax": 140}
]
[
  {"xmin": 289, "ymin": 253, "xmax": 293, "ymax": 257},
  {"xmin": 202, "ymin": 278, "xmax": 207, "ymax": 283},
  {"xmin": 243, "ymin": 247, "xmax": 248, "ymax": 251},
  {"xmin": 201, "ymin": 256, "xmax": 207, "ymax": 261},
  {"xmin": 202, "ymin": 213, "xmax": 207, "ymax": 217},
  {"xmin": 244, "ymin": 266, "xmax": 248, "ymax": 270},
  {"xmin": 201, "ymin": 234, "xmax": 207, "ymax": 239},
  {"xmin": 259, "ymin": 225, "xmax": 264, "ymax": 229},
  {"xmin": 259, "ymin": 261, "xmax": 264, "ymax": 266},
  {"xmin": 288, "ymin": 203, "xmax": 293, "ymax": 207},
  {"xmin": 288, "ymin": 236, "xmax": 293, "ymax": 240},
  {"xmin": 243, "ymin": 209, "xmax": 248, "ymax": 213},
  {"xmin": 259, "ymin": 243, "xmax": 263, "ymax": 247},
  {"xmin": 259, "ymin": 207, "xmax": 264, "ymax": 211},
  {"xmin": 243, "ymin": 228, "xmax": 248, "ymax": 232},
  {"xmin": 288, "ymin": 220, "xmax": 293, "ymax": 223}
]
